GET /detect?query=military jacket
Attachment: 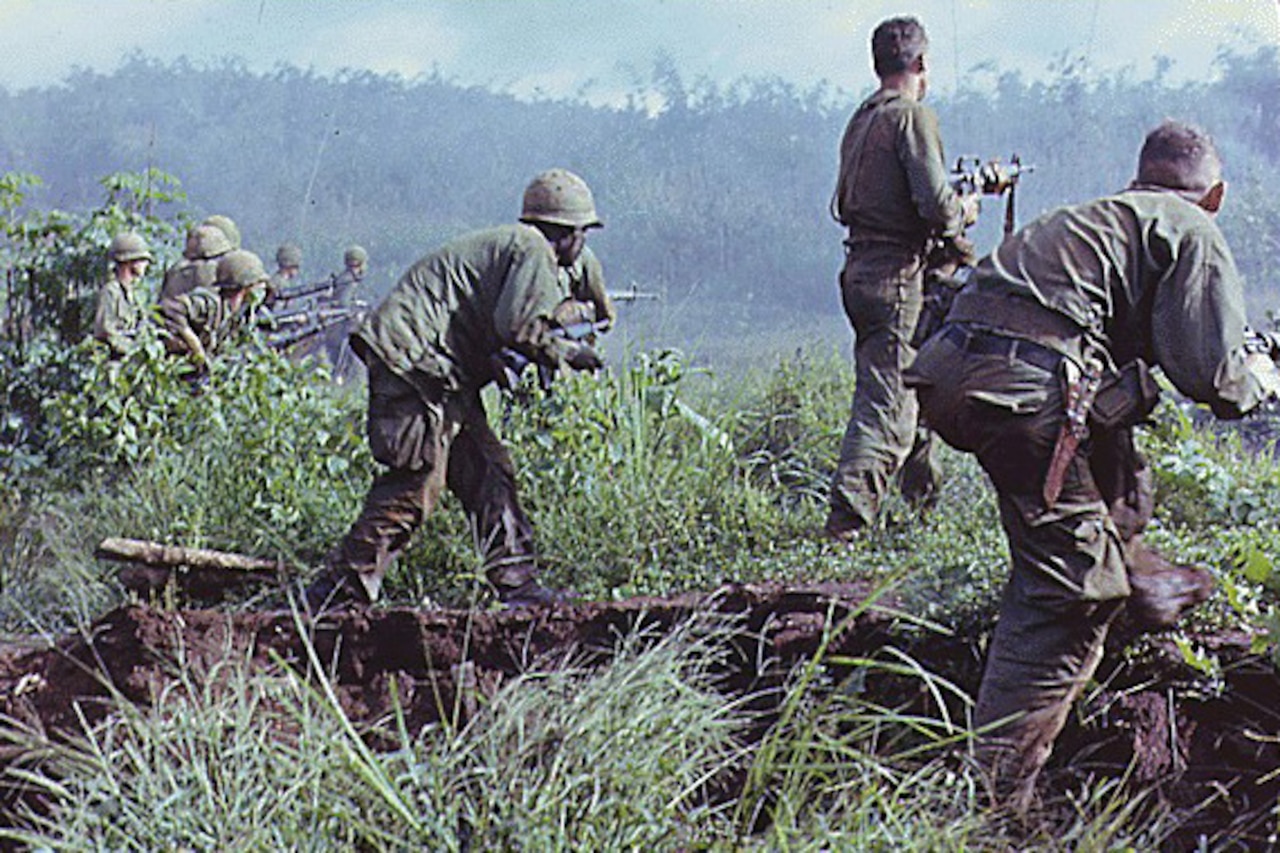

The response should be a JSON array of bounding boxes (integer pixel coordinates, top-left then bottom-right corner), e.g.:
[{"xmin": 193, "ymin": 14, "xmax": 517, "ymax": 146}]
[
  {"xmin": 960, "ymin": 187, "xmax": 1267, "ymax": 418},
  {"xmin": 93, "ymin": 277, "xmax": 146, "ymax": 356},
  {"xmin": 159, "ymin": 258, "xmax": 218, "ymax": 302},
  {"xmin": 354, "ymin": 224, "xmax": 574, "ymax": 394},
  {"xmin": 161, "ymin": 287, "xmax": 235, "ymax": 357},
  {"xmin": 330, "ymin": 269, "xmax": 362, "ymax": 305},
  {"xmin": 559, "ymin": 246, "xmax": 615, "ymax": 326},
  {"xmin": 832, "ymin": 88, "xmax": 965, "ymax": 248}
]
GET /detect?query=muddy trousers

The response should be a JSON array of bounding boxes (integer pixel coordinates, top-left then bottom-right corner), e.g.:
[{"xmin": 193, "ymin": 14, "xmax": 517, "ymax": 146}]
[
  {"xmin": 331, "ymin": 357, "xmax": 537, "ymax": 601},
  {"xmin": 828, "ymin": 244, "xmax": 941, "ymax": 531},
  {"xmin": 912, "ymin": 332, "xmax": 1134, "ymax": 813}
]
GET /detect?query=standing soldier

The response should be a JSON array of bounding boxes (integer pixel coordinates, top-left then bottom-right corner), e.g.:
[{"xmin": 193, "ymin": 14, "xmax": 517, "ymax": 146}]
[
  {"xmin": 321, "ymin": 244, "xmax": 368, "ymax": 375},
  {"xmin": 907, "ymin": 121, "xmax": 1280, "ymax": 812},
  {"xmin": 331, "ymin": 244, "xmax": 367, "ymax": 306},
  {"xmin": 158, "ymin": 223, "xmax": 234, "ymax": 302},
  {"xmin": 307, "ymin": 169, "xmax": 606, "ymax": 611},
  {"xmin": 268, "ymin": 242, "xmax": 304, "ymax": 304},
  {"xmin": 160, "ymin": 249, "xmax": 269, "ymax": 366},
  {"xmin": 825, "ymin": 16, "xmax": 978, "ymax": 542},
  {"xmin": 93, "ymin": 231, "xmax": 153, "ymax": 357}
]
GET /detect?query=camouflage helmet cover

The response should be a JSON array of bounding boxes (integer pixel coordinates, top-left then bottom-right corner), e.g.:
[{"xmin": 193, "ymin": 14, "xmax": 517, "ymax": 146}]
[
  {"xmin": 192, "ymin": 224, "xmax": 234, "ymax": 260},
  {"xmin": 215, "ymin": 249, "xmax": 269, "ymax": 291},
  {"xmin": 344, "ymin": 244, "xmax": 368, "ymax": 266},
  {"xmin": 276, "ymin": 242, "xmax": 303, "ymax": 268},
  {"xmin": 202, "ymin": 214, "xmax": 242, "ymax": 249},
  {"xmin": 520, "ymin": 168, "xmax": 602, "ymax": 229},
  {"xmin": 108, "ymin": 231, "xmax": 153, "ymax": 263}
]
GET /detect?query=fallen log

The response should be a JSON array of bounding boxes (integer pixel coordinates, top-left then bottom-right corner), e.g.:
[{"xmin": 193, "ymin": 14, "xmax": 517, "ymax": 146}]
[{"xmin": 94, "ymin": 537, "xmax": 286, "ymax": 597}]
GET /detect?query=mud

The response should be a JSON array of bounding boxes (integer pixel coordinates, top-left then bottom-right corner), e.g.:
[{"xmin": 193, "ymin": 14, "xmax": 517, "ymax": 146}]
[{"xmin": 0, "ymin": 583, "xmax": 1275, "ymax": 848}]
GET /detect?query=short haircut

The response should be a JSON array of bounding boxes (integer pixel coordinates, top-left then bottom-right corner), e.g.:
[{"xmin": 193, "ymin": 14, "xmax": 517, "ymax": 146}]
[
  {"xmin": 1136, "ymin": 120, "xmax": 1221, "ymax": 192},
  {"xmin": 872, "ymin": 17, "xmax": 928, "ymax": 77}
]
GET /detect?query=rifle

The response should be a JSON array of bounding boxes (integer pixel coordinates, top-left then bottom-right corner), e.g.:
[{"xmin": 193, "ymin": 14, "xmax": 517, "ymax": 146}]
[
  {"xmin": 270, "ymin": 274, "xmax": 339, "ymax": 307},
  {"xmin": 950, "ymin": 154, "xmax": 1035, "ymax": 236},
  {"xmin": 491, "ymin": 320, "xmax": 607, "ymax": 392},
  {"xmin": 607, "ymin": 285, "xmax": 660, "ymax": 303}
]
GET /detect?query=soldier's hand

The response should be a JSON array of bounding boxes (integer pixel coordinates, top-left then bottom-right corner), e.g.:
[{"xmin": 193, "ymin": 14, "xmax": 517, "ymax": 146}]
[
  {"xmin": 961, "ymin": 193, "xmax": 981, "ymax": 226},
  {"xmin": 565, "ymin": 343, "xmax": 603, "ymax": 373}
]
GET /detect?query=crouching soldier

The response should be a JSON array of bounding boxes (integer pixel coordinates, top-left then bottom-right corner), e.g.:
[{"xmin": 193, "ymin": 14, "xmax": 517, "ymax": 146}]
[
  {"xmin": 161, "ymin": 249, "xmax": 269, "ymax": 366},
  {"xmin": 307, "ymin": 169, "xmax": 607, "ymax": 611},
  {"xmin": 906, "ymin": 120, "xmax": 1280, "ymax": 813}
]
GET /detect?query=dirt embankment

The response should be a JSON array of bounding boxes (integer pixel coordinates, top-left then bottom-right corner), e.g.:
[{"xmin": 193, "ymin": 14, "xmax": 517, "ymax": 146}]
[{"xmin": 0, "ymin": 583, "xmax": 1275, "ymax": 847}]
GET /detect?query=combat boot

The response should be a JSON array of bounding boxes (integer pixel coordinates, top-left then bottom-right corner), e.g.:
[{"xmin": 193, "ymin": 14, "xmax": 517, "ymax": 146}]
[
  {"xmin": 497, "ymin": 578, "xmax": 575, "ymax": 609},
  {"xmin": 1125, "ymin": 543, "xmax": 1215, "ymax": 631},
  {"xmin": 303, "ymin": 568, "xmax": 371, "ymax": 614}
]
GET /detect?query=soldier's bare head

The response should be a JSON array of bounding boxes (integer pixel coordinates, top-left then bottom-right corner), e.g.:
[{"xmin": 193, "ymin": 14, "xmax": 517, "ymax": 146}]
[
  {"xmin": 872, "ymin": 17, "xmax": 928, "ymax": 78},
  {"xmin": 1136, "ymin": 121, "xmax": 1224, "ymax": 208}
]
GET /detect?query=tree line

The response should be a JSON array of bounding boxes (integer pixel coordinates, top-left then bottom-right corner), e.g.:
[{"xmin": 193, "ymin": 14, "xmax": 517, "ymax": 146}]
[{"xmin": 2, "ymin": 46, "xmax": 1279, "ymax": 344}]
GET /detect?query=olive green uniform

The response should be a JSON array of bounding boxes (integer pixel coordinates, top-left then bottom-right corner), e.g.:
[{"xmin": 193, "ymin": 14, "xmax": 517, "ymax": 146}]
[
  {"xmin": 907, "ymin": 186, "xmax": 1272, "ymax": 808},
  {"xmin": 331, "ymin": 224, "xmax": 579, "ymax": 600},
  {"xmin": 159, "ymin": 258, "xmax": 218, "ymax": 303},
  {"xmin": 828, "ymin": 88, "xmax": 966, "ymax": 533},
  {"xmin": 557, "ymin": 246, "xmax": 615, "ymax": 327},
  {"xmin": 159, "ymin": 287, "xmax": 240, "ymax": 359},
  {"xmin": 93, "ymin": 277, "xmax": 147, "ymax": 357}
]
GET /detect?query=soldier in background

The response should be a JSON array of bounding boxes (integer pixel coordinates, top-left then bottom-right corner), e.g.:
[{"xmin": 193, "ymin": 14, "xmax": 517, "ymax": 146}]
[
  {"xmin": 158, "ymin": 223, "xmax": 234, "ymax": 302},
  {"xmin": 160, "ymin": 249, "xmax": 269, "ymax": 367},
  {"xmin": 307, "ymin": 169, "xmax": 605, "ymax": 611},
  {"xmin": 323, "ymin": 244, "xmax": 369, "ymax": 377},
  {"xmin": 825, "ymin": 16, "xmax": 978, "ymax": 542},
  {"xmin": 203, "ymin": 214, "xmax": 242, "ymax": 250},
  {"xmin": 93, "ymin": 231, "xmax": 153, "ymax": 358},
  {"xmin": 268, "ymin": 242, "xmax": 303, "ymax": 304},
  {"xmin": 331, "ymin": 244, "xmax": 367, "ymax": 305},
  {"xmin": 908, "ymin": 120, "xmax": 1280, "ymax": 813}
]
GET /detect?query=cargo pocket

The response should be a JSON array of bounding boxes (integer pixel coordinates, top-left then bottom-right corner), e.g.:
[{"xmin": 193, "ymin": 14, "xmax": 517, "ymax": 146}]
[{"xmin": 367, "ymin": 385, "xmax": 440, "ymax": 471}]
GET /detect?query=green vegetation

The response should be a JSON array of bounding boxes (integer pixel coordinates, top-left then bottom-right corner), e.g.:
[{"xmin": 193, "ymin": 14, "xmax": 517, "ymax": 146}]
[{"xmin": 4, "ymin": 41, "xmax": 1280, "ymax": 841}]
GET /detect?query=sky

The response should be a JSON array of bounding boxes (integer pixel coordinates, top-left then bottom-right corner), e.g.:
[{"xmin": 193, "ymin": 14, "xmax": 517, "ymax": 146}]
[{"xmin": 0, "ymin": 0, "xmax": 1277, "ymax": 105}]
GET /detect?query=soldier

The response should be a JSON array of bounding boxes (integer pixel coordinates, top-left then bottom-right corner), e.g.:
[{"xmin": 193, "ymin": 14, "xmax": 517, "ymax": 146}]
[
  {"xmin": 331, "ymin": 244, "xmax": 367, "ymax": 305},
  {"xmin": 308, "ymin": 169, "xmax": 606, "ymax": 611},
  {"xmin": 158, "ymin": 223, "xmax": 234, "ymax": 302},
  {"xmin": 203, "ymin": 214, "xmax": 242, "ymax": 250},
  {"xmin": 906, "ymin": 121, "xmax": 1280, "ymax": 812},
  {"xmin": 93, "ymin": 231, "xmax": 153, "ymax": 357},
  {"xmin": 267, "ymin": 242, "xmax": 303, "ymax": 303},
  {"xmin": 824, "ymin": 16, "xmax": 979, "ymax": 542},
  {"xmin": 160, "ymin": 249, "xmax": 269, "ymax": 366}
]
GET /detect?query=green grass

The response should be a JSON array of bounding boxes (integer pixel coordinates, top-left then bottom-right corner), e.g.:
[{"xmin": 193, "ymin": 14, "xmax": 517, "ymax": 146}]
[{"xmin": 3, "ymin": 339, "xmax": 1280, "ymax": 846}]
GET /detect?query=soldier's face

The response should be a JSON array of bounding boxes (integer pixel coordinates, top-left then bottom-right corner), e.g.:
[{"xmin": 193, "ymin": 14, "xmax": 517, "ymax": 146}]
[{"xmin": 552, "ymin": 228, "xmax": 586, "ymax": 267}]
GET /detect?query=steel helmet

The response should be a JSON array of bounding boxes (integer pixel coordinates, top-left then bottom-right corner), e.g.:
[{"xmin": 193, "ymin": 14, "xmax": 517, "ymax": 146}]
[
  {"xmin": 276, "ymin": 242, "xmax": 303, "ymax": 268},
  {"xmin": 215, "ymin": 250, "xmax": 269, "ymax": 291},
  {"xmin": 520, "ymin": 169, "xmax": 602, "ymax": 229},
  {"xmin": 344, "ymin": 245, "xmax": 368, "ymax": 267},
  {"xmin": 108, "ymin": 231, "xmax": 153, "ymax": 263},
  {"xmin": 192, "ymin": 224, "xmax": 233, "ymax": 260},
  {"xmin": 202, "ymin": 214, "xmax": 242, "ymax": 249}
]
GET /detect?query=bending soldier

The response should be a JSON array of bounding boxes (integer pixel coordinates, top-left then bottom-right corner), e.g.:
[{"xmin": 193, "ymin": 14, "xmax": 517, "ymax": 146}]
[
  {"xmin": 93, "ymin": 232, "xmax": 153, "ymax": 358},
  {"xmin": 308, "ymin": 169, "xmax": 606, "ymax": 611},
  {"xmin": 160, "ymin": 249, "xmax": 269, "ymax": 366},
  {"xmin": 158, "ymin": 223, "xmax": 234, "ymax": 302},
  {"xmin": 907, "ymin": 121, "xmax": 1280, "ymax": 812},
  {"xmin": 825, "ymin": 16, "xmax": 978, "ymax": 542}
]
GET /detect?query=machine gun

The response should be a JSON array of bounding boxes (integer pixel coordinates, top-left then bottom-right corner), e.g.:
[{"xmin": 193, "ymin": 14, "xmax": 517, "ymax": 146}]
[
  {"xmin": 259, "ymin": 302, "xmax": 367, "ymax": 352},
  {"xmin": 490, "ymin": 320, "xmax": 607, "ymax": 392},
  {"xmin": 950, "ymin": 154, "xmax": 1035, "ymax": 236}
]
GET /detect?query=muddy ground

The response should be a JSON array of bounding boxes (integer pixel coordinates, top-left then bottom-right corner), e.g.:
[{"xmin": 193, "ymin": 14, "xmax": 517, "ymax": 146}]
[{"xmin": 0, "ymin": 582, "xmax": 1275, "ymax": 848}]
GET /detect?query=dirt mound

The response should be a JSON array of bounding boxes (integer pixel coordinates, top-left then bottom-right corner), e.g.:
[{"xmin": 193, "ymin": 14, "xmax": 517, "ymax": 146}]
[{"xmin": 0, "ymin": 583, "xmax": 1275, "ymax": 847}]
